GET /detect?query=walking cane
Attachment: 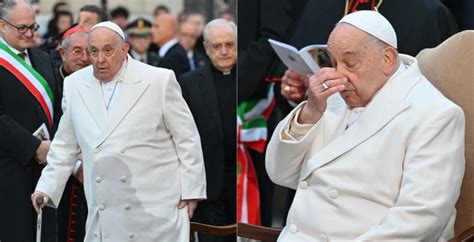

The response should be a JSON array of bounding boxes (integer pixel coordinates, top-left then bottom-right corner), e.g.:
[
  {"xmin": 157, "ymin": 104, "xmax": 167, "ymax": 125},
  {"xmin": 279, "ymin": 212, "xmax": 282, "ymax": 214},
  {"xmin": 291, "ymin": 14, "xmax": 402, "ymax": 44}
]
[{"xmin": 36, "ymin": 196, "xmax": 43, "ymax": 242}]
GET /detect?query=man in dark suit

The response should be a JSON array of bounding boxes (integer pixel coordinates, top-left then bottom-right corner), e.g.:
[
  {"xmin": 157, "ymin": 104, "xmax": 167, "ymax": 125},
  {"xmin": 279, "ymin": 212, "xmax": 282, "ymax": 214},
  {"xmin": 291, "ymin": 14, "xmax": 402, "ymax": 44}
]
[
  {"xmin": 151, "ymin": 13, "xmax": 190, "ymax": 77},
  {"xmin": 179, "ymin": 19, "xmax": 237, "ymax": 242},
  {"xmin": 179, "ymin": 20, "xmax": 209, "ymax": 70},
  {"xmin": 0, "ymin": 0, "xmax": 61, "ymax": 241}
]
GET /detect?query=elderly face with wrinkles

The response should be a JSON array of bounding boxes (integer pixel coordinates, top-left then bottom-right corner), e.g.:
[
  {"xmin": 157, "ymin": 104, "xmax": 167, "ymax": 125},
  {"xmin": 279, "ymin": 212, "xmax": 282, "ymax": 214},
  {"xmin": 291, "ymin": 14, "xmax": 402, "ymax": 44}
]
[
  {"xmin": 326, "ymin": 23, "xmax": 399, "ymax": 107},
  {"xmin": 88, "ymin": 27, "xmax": 129, "ymax": 82}
]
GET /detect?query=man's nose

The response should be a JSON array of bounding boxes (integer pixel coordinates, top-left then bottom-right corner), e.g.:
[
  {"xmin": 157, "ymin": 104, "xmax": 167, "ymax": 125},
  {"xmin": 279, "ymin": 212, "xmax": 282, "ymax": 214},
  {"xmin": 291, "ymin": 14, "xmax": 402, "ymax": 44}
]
[
  {"xmin": 24, "ymin": 29, "xmax": 34, "ymax": 38},
  {"xmin": 220, "ymin": 46, "xmax": 229, "ymax": 55},
  {"xmin": 98, "ymin": 52, "xmax": 107, "ymax": 63},
  {"xmin": 80, "ymin": 51, "xmax": 90, "ymax": 62}
]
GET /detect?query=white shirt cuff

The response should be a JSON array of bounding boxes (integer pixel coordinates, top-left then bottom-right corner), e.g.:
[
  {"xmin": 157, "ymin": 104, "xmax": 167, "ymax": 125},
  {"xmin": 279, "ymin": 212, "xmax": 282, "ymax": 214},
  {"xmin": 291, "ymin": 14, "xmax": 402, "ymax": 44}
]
[{"xmin": 72, "ymin": 160, "xmax": 82, "ymax": 175}]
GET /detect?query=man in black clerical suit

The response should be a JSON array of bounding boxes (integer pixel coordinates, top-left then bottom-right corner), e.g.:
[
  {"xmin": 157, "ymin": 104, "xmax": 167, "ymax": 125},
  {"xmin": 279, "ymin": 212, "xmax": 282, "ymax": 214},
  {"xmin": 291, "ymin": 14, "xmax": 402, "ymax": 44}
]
[
  {"xmin": 179, "ymin": 19, "xmax": 237, "ymax": 242},
  {"xmin": 151, "ymin": 13, "xmax": 190, "ymax": 77},
  {"xmin": 0, "ymin": 1, "xmax": 61, "ymax": 241}
]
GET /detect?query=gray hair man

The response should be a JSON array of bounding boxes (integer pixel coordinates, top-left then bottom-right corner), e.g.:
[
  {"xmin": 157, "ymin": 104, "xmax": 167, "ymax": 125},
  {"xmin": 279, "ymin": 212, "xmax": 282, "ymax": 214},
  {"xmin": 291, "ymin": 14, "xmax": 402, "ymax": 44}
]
[
  {"xmin": 266, "ymin": 11, "xmax": 464, "ymax": 241},
  {"xmin": 0, "ymin": 0, "xmax": 61, "ymax": 241},
  {"xmin": 59, "ymin": 27, "xmax": 90, "ymax": 79}
]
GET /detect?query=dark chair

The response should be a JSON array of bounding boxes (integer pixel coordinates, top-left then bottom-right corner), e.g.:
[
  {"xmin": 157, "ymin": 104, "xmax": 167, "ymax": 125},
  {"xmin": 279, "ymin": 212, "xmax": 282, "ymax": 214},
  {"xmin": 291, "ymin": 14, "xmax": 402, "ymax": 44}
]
[
  {"xmin": 189, "ymin": 222, "xmax": 237, "ymax": 241},
  {"xmin": 237, "ymin": 222, "xmax": 282, "ymax": 242},
  {"xmin": 449, "ymin": 226, "xmax": 474, "ymax": 242}
]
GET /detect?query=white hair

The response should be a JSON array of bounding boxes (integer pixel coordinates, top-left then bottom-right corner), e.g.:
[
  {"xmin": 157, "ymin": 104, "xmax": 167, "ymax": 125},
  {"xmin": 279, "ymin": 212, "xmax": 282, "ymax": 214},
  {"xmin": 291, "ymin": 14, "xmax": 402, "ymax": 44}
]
[{"xmin": 203, "ymin": 18, "xmax": 237, "ymax": 42}]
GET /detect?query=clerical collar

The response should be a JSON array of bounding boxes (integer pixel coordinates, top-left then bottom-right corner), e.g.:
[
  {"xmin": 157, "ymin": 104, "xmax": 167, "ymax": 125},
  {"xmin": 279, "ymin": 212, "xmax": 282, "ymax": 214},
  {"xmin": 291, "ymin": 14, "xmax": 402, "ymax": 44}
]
[
  {"xmin": 59, "ymin": 65, "xmax": 68, "ymax": 80},
  {"xmin": 217, "ymin": 67, "xmax": 234, "ymax": 75},
  {"xmin": 159, "ymin": 38, "xmax": 178, "ymax": 57}
]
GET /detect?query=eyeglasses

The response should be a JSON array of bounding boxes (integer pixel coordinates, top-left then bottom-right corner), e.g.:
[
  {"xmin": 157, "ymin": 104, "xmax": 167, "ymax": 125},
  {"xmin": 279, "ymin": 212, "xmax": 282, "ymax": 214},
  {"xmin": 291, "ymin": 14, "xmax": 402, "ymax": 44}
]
[
  {"xmin": 1, "ymin": 19, "xmax": 40, "ymax": 34},
  {"xmin": 68, "ymin": 47, "xmax": 89, "ymax": 57},
  {"xmin": 207, "ymin": 41, "xmax": 236, "ymax": 52}
]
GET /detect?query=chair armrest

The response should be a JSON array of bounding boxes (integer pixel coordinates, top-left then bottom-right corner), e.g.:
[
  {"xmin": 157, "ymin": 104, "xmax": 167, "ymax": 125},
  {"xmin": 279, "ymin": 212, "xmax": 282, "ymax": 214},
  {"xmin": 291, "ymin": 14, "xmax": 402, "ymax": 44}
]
[
  {"xmin": 449, "ymin": 226, "xmax": 474, "ymax": 242},
  {"xmin": 237, "ymin": 222, "xmax": 283, "ymax": 242}
]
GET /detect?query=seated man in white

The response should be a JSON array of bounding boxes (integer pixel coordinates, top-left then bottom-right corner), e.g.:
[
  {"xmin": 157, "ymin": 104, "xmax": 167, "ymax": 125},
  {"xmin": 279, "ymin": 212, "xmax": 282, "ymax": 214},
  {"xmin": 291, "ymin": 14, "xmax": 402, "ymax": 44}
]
[{"xmin": 266, "ymin": 11, "xmax": 465, "ymax": 241}]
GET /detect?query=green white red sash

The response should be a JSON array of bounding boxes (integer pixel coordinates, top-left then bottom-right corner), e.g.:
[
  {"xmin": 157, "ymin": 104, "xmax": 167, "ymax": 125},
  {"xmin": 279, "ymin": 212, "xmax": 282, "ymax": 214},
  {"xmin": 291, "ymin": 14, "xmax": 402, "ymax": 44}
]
[
  {"xmin": 0, "ymin": 41, "xmax": 54, "ymax": 128},
  {"xmin": 237, "ymin": 84, "xmax": 275, "ymax": 225}
]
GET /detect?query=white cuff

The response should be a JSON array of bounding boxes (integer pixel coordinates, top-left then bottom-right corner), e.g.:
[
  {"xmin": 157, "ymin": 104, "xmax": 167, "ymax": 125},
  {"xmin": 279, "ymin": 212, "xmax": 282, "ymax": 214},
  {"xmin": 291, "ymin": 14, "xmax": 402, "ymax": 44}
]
[{"xmin": 72, "ymin": 160, "xmax": 82, "ymax": 175}]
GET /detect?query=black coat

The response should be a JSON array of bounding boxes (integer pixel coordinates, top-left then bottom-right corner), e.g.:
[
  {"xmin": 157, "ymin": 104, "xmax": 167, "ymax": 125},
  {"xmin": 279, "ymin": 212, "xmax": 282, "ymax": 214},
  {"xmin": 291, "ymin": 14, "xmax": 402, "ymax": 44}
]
[
  {"xmin": 178, "ymin": 65, "xmax": 235, "ymax": 201},
  {"xmin": 0, "ymin": 47, "xmax": 61, "ymax": 241},
  {"xmin": 158, "ymin": 42, "xmax": 190, "ymax": 78}
]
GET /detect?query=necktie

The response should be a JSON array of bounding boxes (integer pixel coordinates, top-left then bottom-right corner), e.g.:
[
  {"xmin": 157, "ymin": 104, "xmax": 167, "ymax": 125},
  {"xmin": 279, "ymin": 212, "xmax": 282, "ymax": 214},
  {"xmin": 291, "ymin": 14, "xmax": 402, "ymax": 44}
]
[
  {"xmin": 18, "ymin": 52, "xmax": 27, "ymax": 60},
  {"xmin": 188, "ymin": 55, "xmax": 196, "ymax": 70}
]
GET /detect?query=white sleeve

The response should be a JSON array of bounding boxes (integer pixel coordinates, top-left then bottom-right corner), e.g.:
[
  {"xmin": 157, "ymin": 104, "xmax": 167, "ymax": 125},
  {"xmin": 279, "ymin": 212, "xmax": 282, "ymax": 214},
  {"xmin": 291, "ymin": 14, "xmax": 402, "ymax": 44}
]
[
  {"xmin": 35, "ymin": 76, "xmax": 81, "ymax": 208},
  {"xmin": 162, "ymin": 70, "xmax": 206, "ymax": 200},
  {"xmin": 266, "ymin": 102, "xmax": 323, "ymax": 189}
]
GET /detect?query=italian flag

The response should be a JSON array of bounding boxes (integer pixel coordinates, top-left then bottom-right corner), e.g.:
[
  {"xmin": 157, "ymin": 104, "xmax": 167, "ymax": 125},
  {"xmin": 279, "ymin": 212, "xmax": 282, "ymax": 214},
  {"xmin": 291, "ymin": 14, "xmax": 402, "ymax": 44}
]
[
  {"xmin": 237, "ymin": 84, "xmax": 275, "ymax": 224},
  {"xmin": 0, "ymin": 41, "xmax": 54, "ymax": 128}
]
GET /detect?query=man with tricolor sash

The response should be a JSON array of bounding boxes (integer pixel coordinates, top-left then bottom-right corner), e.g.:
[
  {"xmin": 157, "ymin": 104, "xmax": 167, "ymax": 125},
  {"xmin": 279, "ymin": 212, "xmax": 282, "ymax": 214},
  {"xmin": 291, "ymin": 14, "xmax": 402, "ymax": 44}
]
[{"xmin": 0, "ymin": 0, "xmax": 61, "ymax": 241}]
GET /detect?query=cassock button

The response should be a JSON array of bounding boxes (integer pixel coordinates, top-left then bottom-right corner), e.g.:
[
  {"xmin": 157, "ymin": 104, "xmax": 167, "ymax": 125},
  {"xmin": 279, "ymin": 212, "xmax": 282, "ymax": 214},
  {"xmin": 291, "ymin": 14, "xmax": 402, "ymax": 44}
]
[
  {"xmin": 299, "ymin": 181, "xmax": 309, "ymax": 189},
  {"xmin": 94, "ymin": 148, "xmax": 100, "ymax": 154},
  {"xmin": 96, "ymin": 177, "xmax": 102, "ymax": 183},
  {"xmin": 94, "ymin": 233, "xmax": 98, "ymax": 238},
  {"xmin": 289, "ymin": 224, "xmax": 298, "ymax": 234},
  {"xmin": 320, "ymin": 233, "xmax": 328, "ymax": 242},
  {"xmin": 99, "ymin": 204, "xmax": 105, "ymax": 211},
  {"xmin": 124, "ymin": 204, "xmax": 131, "ymax": 211},
  {"xmin": 128, "ymin": 232, "xmax": 135, "ymax": 239},
  {"xmin": 328, "ymin": 189, "xmax": 339, "ymax": 199},
  {"xmin": 120, "ymin": 176, "xmax": 127, "ymax": 182}
]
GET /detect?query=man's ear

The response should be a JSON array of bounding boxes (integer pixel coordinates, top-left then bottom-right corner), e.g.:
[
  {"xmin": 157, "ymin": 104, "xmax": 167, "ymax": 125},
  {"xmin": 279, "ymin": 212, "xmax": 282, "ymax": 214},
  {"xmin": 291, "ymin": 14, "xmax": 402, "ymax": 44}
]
[
  {"xmin": 382, "ymin": 47, "xmax": 398, "ymax": 76},
  {"xmin": 0, "ymin": 21, "xmax": 6, "ymax": 35},
  {"xmin": 122, "ymin": 42, "xmax": 130, "ymax": 56},
  {"xmin": 59, "ymin": 47, "xmax": 66, "ymax": 61},
  {"xmin": 203, "ymin": 41, "xmax": 211, "ymax": 56}
]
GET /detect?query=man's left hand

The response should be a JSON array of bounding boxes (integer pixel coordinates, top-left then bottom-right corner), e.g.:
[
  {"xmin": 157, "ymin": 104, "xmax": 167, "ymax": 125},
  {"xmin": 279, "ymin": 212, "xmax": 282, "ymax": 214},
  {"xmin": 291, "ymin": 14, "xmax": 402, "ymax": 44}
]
[{"xmin": 178, "ymin": 199, "xmax": 198, "ymax": 218}]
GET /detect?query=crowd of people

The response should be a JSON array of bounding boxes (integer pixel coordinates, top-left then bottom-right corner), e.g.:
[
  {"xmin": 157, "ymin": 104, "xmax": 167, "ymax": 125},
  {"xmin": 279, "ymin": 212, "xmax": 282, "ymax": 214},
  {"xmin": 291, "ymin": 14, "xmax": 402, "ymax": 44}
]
[{"xmin": 0, "ymin": 0, "xmax": 472, "ymax": 241}]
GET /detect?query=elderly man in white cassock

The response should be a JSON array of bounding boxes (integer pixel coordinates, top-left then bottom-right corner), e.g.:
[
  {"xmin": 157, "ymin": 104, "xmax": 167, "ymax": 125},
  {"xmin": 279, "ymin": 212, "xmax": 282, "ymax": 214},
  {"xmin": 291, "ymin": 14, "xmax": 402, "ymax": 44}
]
[
  {"xmin": 266, "ymin": 11, "xmax": 465, "ymax": 241},
  {"xmin": 31, "ymin": 21, "xmax": 206, "ymax": 241}
]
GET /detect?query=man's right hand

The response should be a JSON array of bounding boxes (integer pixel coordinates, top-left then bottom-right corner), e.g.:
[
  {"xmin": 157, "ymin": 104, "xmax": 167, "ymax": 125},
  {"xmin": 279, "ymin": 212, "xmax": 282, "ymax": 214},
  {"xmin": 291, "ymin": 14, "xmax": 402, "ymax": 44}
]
[
  {"xmin": 31, "ymin": 191, "xmax": 50, "ymax": 214},
  {"xmin": 35, "ymin": 140, "xmax": 51, "ymax": 164},
  {"xmin": 74, "ymin": 163, "xmax": 84, "ymax": 184},
  {"xmin": 299, "ymin": 68, "xmax": 347, "ymax": 124},
  {"xmin": 281, "ymin": 69, "xmax": 308, "ymax": 103}
]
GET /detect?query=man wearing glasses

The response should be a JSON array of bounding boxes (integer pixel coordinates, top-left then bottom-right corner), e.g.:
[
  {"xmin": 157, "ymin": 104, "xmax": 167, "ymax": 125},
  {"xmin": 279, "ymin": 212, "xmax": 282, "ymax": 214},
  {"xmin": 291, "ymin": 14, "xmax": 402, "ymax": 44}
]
[{"xmin": 0, "ymin": 0, "xmax": 61, "ymax": 241}]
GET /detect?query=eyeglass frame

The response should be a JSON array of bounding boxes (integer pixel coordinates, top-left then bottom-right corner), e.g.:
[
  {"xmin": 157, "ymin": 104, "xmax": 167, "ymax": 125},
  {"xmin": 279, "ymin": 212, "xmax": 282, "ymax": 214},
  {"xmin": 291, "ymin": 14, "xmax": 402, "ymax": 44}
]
[
  {"xmin": 1, "ymin": 18, "xmax": 40, "ymax": 34},
  {"xmin": 206, "ymin": 41, "xmax": 236, "ymax": 52},
  {"xmin": 65, "ymin": 47, "xmax": 89, "ymax": 57}
]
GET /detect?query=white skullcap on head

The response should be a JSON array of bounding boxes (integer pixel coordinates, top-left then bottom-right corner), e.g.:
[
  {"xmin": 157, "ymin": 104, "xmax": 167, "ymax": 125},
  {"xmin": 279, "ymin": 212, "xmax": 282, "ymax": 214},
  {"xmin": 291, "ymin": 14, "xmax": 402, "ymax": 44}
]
[
  {"xmin": 91, "ymin": 21, "xmax": 125, "ymax": 40},
  {"xmin": 339, "ymin": 10, "xmax": 397, "ymax": 49}
]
